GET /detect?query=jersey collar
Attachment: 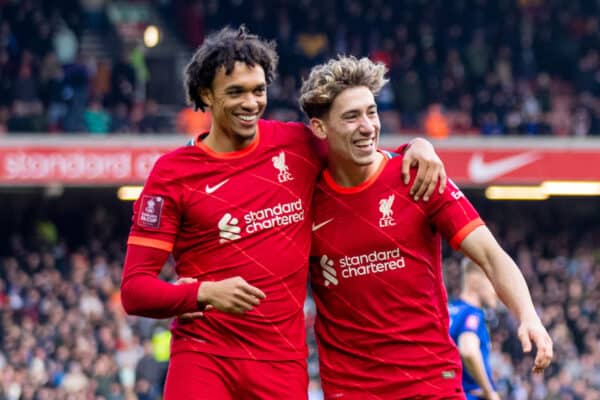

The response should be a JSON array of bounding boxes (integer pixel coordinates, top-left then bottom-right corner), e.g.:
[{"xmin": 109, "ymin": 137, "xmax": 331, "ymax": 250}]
[{"xmin": 323, "ymin": 150, "xmax": 390, "ymax": 194}]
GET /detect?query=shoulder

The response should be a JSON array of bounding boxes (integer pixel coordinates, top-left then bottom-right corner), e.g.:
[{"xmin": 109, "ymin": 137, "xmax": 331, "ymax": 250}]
[
  {"xmin": 154, "ymin": 145, "xmax": 193, "ymax": 165},
  {"xmin": 382, "ymin": 149, "xmax": 402, "ymax": 160},
  {"xmin": 449, "ymin": 300, "xmax": 466, "ymax": 314},
  {"xmin": 382, "ymin": 150, "xmax": 405, "ymax": 170},
  {"xmin": 378, "ymin": 151, "xmax": 407, "ymax": 183},
  {"xmin": 149, "ymin": 145, "xmax": 198, "ymax": 179}
]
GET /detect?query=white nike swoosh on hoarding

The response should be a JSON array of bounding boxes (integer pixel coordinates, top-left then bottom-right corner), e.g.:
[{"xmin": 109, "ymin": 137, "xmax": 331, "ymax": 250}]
[
  {"xmin": 312, "ymin": 218, "xmax": 334, "ymax": 232},
  {"xmin": 468, "ymin": 152, "xmax": 539, "ymax": 183},
  {"xmin": 205, "ymin": 179, "xmax": 229, "ymax": 194}
]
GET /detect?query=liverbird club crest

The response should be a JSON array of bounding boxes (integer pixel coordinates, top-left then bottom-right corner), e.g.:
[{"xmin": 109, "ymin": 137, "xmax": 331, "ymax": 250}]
[
  {"xmin": 378, "ymin": 194, "xmax": 396, "ymax": 228},
  {"xmin": 272, "ymin": 151, "xmax": 294, "ymax": 183}
]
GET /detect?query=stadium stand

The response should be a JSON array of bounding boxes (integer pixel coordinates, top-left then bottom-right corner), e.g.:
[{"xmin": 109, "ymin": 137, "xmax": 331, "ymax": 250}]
[{"xmin": 0, "ymin": 0, "xmax": 599, "ymax": 135}]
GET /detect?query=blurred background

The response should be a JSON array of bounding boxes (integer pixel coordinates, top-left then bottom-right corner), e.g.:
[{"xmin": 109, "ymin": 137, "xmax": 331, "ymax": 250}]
[{"xmin": 0, "ymin": 0, "xmax": 599, "ymax": 399}]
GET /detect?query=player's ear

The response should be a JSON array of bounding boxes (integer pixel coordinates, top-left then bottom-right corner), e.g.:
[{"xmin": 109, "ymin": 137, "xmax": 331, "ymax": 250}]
[
  {"xmin": 199, "ymin": 88, "xmax": 213, "ymax": 108},
  {"xmin": 309, "ymin": 118, "xmax": 327, "ymax": 140}
]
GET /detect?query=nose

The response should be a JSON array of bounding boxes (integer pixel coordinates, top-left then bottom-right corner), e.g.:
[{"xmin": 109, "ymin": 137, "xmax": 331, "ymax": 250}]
[
  {"xmin": 358, "ymin": 114, "xmax": 376, "ymax": 134},
  {"xmin": 241, "ymin": 93, "xmax": 260, "ymax": 111}
]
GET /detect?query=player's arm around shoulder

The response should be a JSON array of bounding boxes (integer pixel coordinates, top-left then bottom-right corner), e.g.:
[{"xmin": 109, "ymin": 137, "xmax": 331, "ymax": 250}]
[
  {"xmin": 400, "ymin": 137, "xmax": 447, "ymax": 201},
  {"xmin": 458, "ymin": 227, "xmax": 554, "ymax": 373}
]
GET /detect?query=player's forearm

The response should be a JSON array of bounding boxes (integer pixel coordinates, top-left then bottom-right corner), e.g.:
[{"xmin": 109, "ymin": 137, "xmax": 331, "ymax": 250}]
[
  {"xmin": 461, "ymin": 352, "xmax": 495, "ymax": 396},
  {"xmin": 460, "ymin": 227, "xmax": 540, "ymax": 323},
  {"xmin": 121, "ymin": 274, "xmax": 201, "ymax": 318},
  {"xmin": 483, "ymin": 250, "xmax": 539, "ymax": 323},
  {"xmin": 121, "ymin": 245, "xmax": 201, "ymax": 318}
]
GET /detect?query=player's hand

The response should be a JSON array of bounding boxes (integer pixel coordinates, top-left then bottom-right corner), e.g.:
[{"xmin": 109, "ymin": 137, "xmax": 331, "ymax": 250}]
[
  {"xmin": 174, "ymin": 277, "xmax": 213, "ymax": 320},
  {"xmin": 517, "ymin": 318, "xmax": 553, "ymax": 373},
  {"xmin": 402, "ymin": 138, "xmax": 447, "ymax": 201},
  {"xmin": 198, "ymin": 276, "xmax": 266, "ymax": 315}
]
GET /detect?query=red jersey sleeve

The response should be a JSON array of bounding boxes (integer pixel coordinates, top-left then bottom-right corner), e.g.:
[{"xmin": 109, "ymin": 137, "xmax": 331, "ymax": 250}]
[
  {"xmin": 422, "ymin": 178, "xmax": 484, "ymax": 250},
  {"xmin": 121, "ymin": 153, "xmax": 201, "ymax": 318},
  {"xmin": 127, "ymin": 155, "xmax": 182, "ymax": 251},
  {"xmin": 394, "ymin": 143, "xmax": 410, "ymax": 154},
  {"xmin": 121, "ymin": 245, "xmax": 201, "ymax": 318}
]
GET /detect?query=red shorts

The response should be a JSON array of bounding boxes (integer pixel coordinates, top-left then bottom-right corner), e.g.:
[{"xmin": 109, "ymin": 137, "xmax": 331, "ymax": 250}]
[{"xmin": 163, "ymin": 351, "xmax": 308, "ymax": 400}]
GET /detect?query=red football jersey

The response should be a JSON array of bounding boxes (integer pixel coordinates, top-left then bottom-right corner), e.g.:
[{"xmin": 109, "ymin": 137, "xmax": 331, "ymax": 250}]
[
  {"xmin": 310, "ymin": 151, "xmax": 483, "ymax": 398},
  {"xmin": 124, "ymin": 119, "xmax": 321, "ymax": 360}
]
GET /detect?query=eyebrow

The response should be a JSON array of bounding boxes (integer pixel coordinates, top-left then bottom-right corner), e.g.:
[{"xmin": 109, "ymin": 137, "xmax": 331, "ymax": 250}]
[
  {"xmin": 225, "ymin": 83, "xmax": 266, "ymax": 92},
  {"xmin": 341, "ymin": 104, "xmax": 377, "ymax": 117}
]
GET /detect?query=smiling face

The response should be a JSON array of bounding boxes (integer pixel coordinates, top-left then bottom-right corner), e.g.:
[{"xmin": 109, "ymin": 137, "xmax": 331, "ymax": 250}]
[
  {"xmin": 312, "ymin": 86, "xmax": 381, "ymax": 168},
  {"xmin": 201, "ymin": 61, "xmax": 267, "ymax": 149}
]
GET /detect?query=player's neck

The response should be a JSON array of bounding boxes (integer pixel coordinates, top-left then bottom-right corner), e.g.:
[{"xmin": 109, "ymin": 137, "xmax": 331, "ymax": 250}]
[
  {"xmin": 328, "ymin": 151, "xmax": 384, "ymax": 187},
  {"xmin": 203, "ymin": 127, "xmax": 256, "ymax": 152},
  {"xmin": 460, "ymin": 291, "xmax": 482, "ymax": 308}
]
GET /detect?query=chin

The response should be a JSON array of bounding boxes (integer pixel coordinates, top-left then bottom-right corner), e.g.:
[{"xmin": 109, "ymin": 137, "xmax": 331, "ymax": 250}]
[
  {"xmin": 234, "ymin": 128, "xmax": 257, "ymax": 140},
  {"xmin": 353, "ymin": 155, "xmax": 377, "ymax": 166}
]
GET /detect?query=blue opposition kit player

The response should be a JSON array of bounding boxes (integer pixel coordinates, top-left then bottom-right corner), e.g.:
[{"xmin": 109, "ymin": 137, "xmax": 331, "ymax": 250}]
[{"xmin": 449, "ymin": 259, "xmax": 499, "ymax": 400}]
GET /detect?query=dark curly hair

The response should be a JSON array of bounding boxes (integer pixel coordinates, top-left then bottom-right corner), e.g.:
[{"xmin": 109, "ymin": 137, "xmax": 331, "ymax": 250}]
[{"xmin": 184, "ymin": 26, "xmax": 279, "ymax": 111}]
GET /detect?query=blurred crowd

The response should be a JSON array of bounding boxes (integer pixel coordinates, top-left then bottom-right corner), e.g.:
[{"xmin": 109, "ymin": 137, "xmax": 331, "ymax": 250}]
[
  {"xmin": 2, "ymin": 0, "xmax": 600, "ymax": 135},
  {"xmin": 0, "ymin": 0, "xmax": 172, "ymax": 135},
  {"xmin": 0, "ymin": 202, "xmax": 173, "ymax": 400},
  {"xmin": 1, "ymin": 195, "xmax": 599, "ymax": 399},
  {"xmin": 175, "ymin": 0, "xmax": 600, "ymax": 136}
]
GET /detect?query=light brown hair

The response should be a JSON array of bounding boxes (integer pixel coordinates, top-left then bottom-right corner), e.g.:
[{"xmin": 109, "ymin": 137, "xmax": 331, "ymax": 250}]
[{"xmin": 299, "ymin": 56, "xmax": 388, "ymax": 119}]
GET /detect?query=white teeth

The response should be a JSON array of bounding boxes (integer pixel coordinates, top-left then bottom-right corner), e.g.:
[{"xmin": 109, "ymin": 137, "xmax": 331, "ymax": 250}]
[
  {"xmin": 238, "ymin": 115, "xmax": 256, "ymax": 121},
  {"xmin": 354, "ymin": 140, "xmax": 373, "ymax": 146}
]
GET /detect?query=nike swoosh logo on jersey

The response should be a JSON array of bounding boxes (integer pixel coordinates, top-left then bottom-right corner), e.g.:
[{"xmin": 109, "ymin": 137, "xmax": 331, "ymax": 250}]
[
  {"xmin": 205, "ymin": 179, "xmax": 229, "ymax": 194},
  {"xmin": 312, "ymin": 218, "xmax": 334, "ymax": 232},
  {"xmin": 468, "ymin": 152, "xmax": 539, "ymax": 183}
]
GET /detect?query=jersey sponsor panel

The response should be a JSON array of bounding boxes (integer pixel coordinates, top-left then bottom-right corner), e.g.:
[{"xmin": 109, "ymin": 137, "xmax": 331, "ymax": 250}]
[
  {"xmin": 218, "ymin": 199, "xmax": 306, "ymax": 243},
  {"xmin": 318, "ymin": 248, "xmax": 406, "ymax": 286}
]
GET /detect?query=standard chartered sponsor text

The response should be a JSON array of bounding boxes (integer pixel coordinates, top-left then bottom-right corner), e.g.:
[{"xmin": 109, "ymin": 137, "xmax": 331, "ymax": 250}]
[
  {"xmin": 339, "ymin": 248, "xmax": 405, "ymax": 278},
  {"xmin": 4, "ymin": 151, "xmax": 161, "ymax": 181},
  {"xmin": 244, "ymin": 199, "xmax": 304, "ymax": 234}
]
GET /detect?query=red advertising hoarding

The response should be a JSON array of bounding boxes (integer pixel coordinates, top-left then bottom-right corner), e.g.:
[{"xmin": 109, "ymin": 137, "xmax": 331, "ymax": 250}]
[
  {"xmin": 1, "ymin": 136, "xmax": 599, "ymax": 186},
  {"xmin": 1, "ymin": 147, "xmax": 166, "ymax": 184}
]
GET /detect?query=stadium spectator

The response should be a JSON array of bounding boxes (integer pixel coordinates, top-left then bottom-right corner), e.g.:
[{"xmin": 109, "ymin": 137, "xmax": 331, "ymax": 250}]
[
  {"xmin": 109, "ymin": 50, "xmax": 137, "ymax": 110},
  {"xmin": 424, "ymin": 103, "xmax": 451, "ymax": 139},
  {"xmin": 83, "ymin": 98, "xmax": 111, "ymax": 134},
  {"xmin": 63, "ymin": 53, "xmax": 90, "ymax": 132},
  {"xmin": 52, "ymin": 20, "xmax": 78, "ymax": 65},
  {"xmin": 175, "ymin": 106, "xmax": 211, "ymax": 136},
  {"xmin": 138, "ymin": 99, "xmax": 170, "ymax": 133},
  {"xmin": 110, "ymin": 102, "xmax": 133, "ymax": 133}
]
